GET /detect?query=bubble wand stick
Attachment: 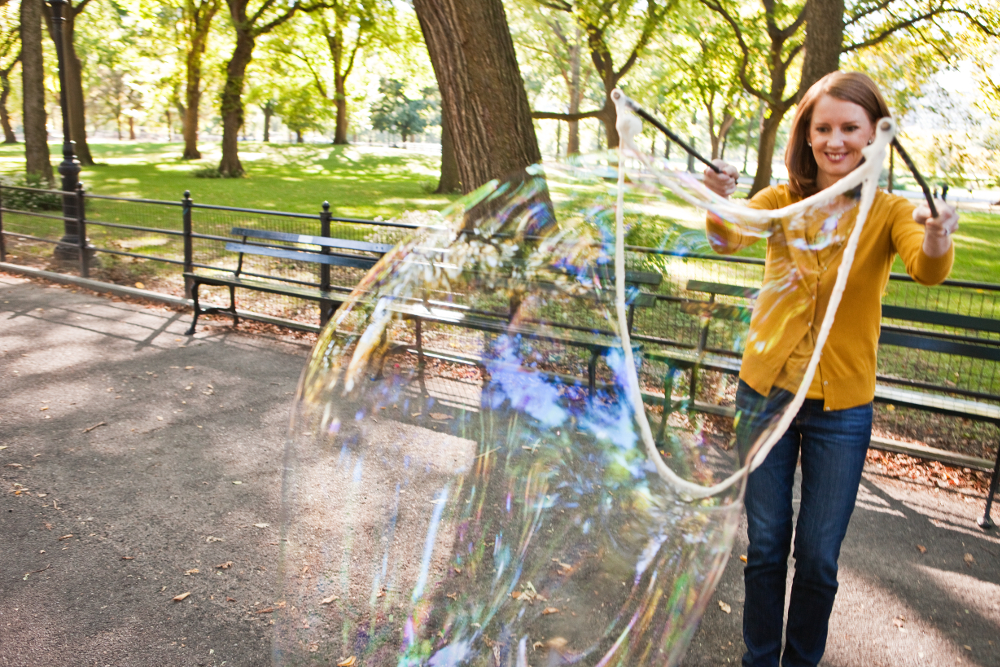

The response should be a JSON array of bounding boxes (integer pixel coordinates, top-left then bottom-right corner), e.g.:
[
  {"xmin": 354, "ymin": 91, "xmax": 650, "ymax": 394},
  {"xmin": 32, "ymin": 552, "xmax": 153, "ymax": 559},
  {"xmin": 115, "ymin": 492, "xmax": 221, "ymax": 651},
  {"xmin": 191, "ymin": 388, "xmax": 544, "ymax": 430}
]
[{"xmin": 611, "ymin": 91, "xmax": 722, "ymax": 174}]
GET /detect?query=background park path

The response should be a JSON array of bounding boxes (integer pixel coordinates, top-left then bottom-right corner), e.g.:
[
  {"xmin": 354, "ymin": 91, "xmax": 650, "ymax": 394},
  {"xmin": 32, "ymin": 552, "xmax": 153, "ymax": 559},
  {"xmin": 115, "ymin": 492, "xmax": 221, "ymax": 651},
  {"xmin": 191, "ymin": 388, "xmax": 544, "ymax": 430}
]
[{"xmin": 2, "ymin": 271, "xmax": 999, "ymax": 667}]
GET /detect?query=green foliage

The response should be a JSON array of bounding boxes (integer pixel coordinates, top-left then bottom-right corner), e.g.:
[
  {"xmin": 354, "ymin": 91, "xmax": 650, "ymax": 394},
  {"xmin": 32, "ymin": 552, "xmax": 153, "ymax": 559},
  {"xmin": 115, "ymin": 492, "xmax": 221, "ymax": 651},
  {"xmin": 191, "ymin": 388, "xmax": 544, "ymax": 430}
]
[
  {"xmin": 0, "ymin": 174, "xmax": 62, "ymax": 212},
  {"xmin": 370, "ymin": 79, "xmax": 429, "ymax": 144},
  {"xmin": 192, "ymin": 166, "xmax": 225, "ymax": 178}
]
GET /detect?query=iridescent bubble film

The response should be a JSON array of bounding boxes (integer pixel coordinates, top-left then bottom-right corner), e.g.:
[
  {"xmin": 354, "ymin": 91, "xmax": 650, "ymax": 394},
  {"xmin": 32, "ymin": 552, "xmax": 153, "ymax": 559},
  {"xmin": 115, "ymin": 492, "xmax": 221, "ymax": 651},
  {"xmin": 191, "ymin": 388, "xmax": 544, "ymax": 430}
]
[{"xmin": 276, "ymin": 119, "xmax": 892, "ymax": 666}]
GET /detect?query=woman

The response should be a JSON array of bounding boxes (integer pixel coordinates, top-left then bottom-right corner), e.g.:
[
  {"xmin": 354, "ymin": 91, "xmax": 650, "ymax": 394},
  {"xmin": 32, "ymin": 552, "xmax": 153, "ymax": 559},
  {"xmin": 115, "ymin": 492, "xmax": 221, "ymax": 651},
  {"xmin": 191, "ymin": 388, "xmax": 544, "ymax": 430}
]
[{"xmin": 702, "ymin": 71, "xmax": 959, "ymax": 667}]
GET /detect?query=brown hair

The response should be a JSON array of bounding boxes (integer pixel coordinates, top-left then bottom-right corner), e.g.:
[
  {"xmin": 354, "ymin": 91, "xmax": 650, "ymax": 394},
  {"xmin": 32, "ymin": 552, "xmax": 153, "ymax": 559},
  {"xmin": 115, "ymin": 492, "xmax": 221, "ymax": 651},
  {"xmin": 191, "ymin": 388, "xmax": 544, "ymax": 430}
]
[{"xmin": 785, "ymin": 71, "xmax": 892, "ymax": 197}]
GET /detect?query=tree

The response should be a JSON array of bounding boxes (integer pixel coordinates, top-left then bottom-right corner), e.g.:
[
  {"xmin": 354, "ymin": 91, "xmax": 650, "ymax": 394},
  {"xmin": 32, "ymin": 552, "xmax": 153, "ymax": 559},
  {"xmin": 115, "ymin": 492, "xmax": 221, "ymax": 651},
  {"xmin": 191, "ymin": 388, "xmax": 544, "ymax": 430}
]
[
  {"xmin": 370, "ymin": 78, "xmax": 427, "ymax": 146},
  {"xmin": 277, "ymin": 85, "xmax": 331, "ymax": 142},
  {"xmin": 704, "ymin": 0, "xmax": 1000, "ymax": 195},
  {"xmin": 530, "ymin": 0, "xmax": 673, "ymax": 149},
  {"xmin": 180, "ymin": 0, "xmax": 222, "ymax": 159},
  {"xmin": 412, "ymin": 0, "xmax": 541, "ymax": 193},
  {"xmin": 20, "ymin": 0, "xmax": 52, "ymax": 184},
  {"xmin": 0, "ymin": 7, "xmax": 19, "ymax": 144},
  {"xmin": 216, "ymin": 0, "xmax": 324, "ymax": 177},
  {"xmin": 44, "ymin": 0, "xmax": 95, "ymax": 166},
  {"xmin": 317, "ymin": 1, "xmax": 392, "ymax": 144}
]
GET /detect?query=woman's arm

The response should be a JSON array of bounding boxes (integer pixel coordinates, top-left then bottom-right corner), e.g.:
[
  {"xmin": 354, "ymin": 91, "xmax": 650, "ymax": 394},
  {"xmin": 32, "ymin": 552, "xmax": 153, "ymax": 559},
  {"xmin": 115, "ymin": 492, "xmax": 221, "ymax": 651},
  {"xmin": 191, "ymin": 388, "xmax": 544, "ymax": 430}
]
[
  {"xmin": 703, "ymin": 160, "xmax": 770, "ymax": 254},
  {"xmin": 892, "ymin": 198, "xmax": 957, "ymax": 285}
]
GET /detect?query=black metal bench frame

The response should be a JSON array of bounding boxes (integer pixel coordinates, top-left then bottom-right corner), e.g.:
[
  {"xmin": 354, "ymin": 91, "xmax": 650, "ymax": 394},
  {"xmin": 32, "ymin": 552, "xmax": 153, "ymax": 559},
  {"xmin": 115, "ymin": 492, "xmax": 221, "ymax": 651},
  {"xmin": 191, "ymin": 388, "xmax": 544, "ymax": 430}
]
[
  {"xmin": 646, "ymin": 279, "xmax": 1000, "ymax": 527},
  {"xmin": 380, "ymin": 269, "xmax": 662, "ymax": 397},
  {"xmin": 184, "ymin": 227, "xmax": 390, "ymax": 335}
]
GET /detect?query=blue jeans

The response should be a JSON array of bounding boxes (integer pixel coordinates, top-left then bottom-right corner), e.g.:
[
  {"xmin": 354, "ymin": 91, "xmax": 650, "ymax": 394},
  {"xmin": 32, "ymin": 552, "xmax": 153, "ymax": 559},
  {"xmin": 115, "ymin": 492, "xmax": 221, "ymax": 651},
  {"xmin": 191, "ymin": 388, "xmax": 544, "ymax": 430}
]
[{"xmin": 736, "ymin": 380, "xmax": 872, "ymax": 667}]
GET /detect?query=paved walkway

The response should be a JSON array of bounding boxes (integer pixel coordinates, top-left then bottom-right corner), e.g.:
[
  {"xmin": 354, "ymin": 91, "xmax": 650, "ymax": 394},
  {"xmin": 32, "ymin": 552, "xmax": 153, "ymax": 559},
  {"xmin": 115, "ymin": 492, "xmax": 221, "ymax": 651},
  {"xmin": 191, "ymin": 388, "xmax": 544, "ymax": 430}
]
[{"xmin": 2, "ymin": 272, "xmax": 998, "ymax": 667}]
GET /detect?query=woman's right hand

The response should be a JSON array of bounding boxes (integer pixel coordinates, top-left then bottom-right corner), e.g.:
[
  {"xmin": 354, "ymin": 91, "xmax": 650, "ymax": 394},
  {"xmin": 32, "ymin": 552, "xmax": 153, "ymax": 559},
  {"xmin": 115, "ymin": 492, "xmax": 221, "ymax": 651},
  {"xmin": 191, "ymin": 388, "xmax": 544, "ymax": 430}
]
[{"xmin": 703, "ymin": 160, "xmax": 740, "ymax": 198}]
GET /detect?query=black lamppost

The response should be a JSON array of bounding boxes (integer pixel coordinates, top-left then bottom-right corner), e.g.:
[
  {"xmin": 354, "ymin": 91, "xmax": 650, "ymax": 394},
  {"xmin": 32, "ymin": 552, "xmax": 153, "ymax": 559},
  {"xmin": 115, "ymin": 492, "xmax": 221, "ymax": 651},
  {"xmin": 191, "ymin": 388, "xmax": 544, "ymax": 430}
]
[{"xmin": 48, "ymin": 0, "xmax": 86, "ymax": 261}]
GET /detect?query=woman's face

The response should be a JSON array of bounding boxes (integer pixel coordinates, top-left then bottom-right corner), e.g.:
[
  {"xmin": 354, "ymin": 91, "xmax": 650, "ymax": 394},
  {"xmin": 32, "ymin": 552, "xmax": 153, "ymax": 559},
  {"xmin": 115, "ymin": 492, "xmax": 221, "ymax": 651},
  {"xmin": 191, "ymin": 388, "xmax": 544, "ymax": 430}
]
[{"xmin": 809, "ymin": 94, "xmax": 876, "ymax": 190}]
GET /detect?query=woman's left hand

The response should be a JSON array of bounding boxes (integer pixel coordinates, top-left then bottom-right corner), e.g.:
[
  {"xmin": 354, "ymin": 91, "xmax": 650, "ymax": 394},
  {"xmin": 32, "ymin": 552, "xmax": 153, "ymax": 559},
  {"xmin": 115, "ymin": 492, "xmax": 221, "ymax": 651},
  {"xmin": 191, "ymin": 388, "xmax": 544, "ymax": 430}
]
[{"xmin": 914, "ymin": 199, "xmax": 958, "ymax": 258}]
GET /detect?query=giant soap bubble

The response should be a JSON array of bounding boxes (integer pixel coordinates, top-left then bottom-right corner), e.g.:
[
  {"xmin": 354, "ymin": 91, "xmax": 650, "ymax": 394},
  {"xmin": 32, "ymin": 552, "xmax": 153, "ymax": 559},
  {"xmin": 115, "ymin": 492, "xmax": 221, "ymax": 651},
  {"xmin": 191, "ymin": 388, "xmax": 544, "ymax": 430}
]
[{"xmin": 276, "ymin": 99, "xmax": 896, "ymax": 665}]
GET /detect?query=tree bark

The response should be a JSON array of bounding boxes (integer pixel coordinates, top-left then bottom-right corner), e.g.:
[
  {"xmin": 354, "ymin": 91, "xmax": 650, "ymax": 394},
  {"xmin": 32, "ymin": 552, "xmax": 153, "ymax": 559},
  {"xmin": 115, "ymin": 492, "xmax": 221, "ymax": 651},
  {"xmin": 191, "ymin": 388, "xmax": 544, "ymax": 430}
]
[
  {"xmin": 262, "ymin": 102, "xmax": 274, "ymax": 142},
  {"xmin": 182, "ymin": 0, "xmax": 220, "ymax": 160},
  {"xmin": 799, "ymin": 0, "xmax": 845, "ymax": 95},
  {"xmin": 435, "ymin": 111, "xmax": 460, "ymax": 193},
  {"xmin": 750, "ymin": 111, "xmax": 784, "ymax": 194},
  {"xmin": 413, "ymin": 0, "xmax": 541, "ymax": 193},
  {"xmin": 0, "ymin": 53, "xmax": 20, "ymax": 144},
  {"xmin": 61, "ymin": 5, "xmax": 94, "ymax": 166},
  {"xmin": 333, "ymin": 77, "xmax": 348, "ymax": 144},
  {"xmin": 219, "ymin": 29, "xmax": 255, "ymax": 176},
  {"xmin": 20, "ymin": 0, "xmax": 53, "ymax": 184}
]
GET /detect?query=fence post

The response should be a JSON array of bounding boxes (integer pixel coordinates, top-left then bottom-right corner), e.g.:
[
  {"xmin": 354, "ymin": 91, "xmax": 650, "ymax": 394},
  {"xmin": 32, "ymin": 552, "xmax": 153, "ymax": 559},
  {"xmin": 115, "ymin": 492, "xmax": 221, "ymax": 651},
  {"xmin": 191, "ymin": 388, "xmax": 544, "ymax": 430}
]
[
  {"xmin": 0, "ymin": 184, "xmax": 5, "ymax": 263},
  {"xmin": 76, "ymin": 182, "xmax": 88, "ymax": 278},
  {"xmin": 319, "ymin": 201, "xmax": 332, "ymax": 326},
  {"xmin": 183, "ymin": 190, "xmax": 193, "ymax": 298}
]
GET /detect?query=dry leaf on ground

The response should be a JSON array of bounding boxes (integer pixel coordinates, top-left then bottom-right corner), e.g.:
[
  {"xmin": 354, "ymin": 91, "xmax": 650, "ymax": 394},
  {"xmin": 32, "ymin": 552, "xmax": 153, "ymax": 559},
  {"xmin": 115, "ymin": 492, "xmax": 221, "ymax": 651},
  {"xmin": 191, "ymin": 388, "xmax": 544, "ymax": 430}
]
[
  {"xmin": 964, "ymin": 553, "xmax": 975, "ymax": 566},
  {"xmin": 916, "ymin": 545, "xmax": 927, "ymax": 553},
  {"xmin": 184, "ymin": 568, "xmax": 199, "ymax": 575},
  {"xmin": 542, "ymin": 607, "xmax": 560, "ymax": 615},
  {"xmin": 253, "ymin": 523, "xmax": 269, "ymax": 528},
  {"xmin": 718, "ymin": 601, "xmax": 732, "ymax": 614},
  {"xmin": 172, "ymin": 592, "xmax": 191, "ymax": 602},
  {"xmin": 320, "ymin": 595, "xmax": 339, "ymax": 605},
  {"xmin": 337, "ymin": 657, "xmax": 356, "ymax": 667},
  {"xmin": 216, "ymin": 561, "xmax": 233, "ymax": 569}
]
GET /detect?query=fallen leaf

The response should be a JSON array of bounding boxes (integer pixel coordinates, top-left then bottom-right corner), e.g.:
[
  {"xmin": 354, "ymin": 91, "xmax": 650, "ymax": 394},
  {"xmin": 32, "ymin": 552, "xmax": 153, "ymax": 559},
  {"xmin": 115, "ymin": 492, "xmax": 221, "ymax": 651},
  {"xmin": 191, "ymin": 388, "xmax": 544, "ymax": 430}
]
[
  {"xmin": 277, "ymin": 601, "xmax": 287, "ymax": 608},
  {"xmin": 510, "ymin": 591, "xmax": 521, "ymax": 600},
  {"xmin": 121, "ymin": 556, "xmax": 134, "ymax": 561},
  {"xmin": 446, "ymin": 593, "xmax": 458, "ymax": 600},
  {"xmin": 253, "ymin": 523, "xmax": 269, "ymax": 528},
  {"xmin": 320, "ymin": 595, "xmax": 339, "ymax": 605},
  {"xmin": 337, "ymin": 657, "xmax": 356, "ymax": 667},
  {"xmin": 6, "ymin": 463, "xmax": 23, "ymax": 468},
  {"xmin": 309, "ymin": 644, "xmax": 319, "ymax": 653},
  {"xmin": 206, "ymin": 536, "xmax": 223, "ymax": 543},
  {"xmin": 718, "ymin": 601, "xmax": 732, "ymax": 614},
  {"xmin": 58, "ymin": 534, "xmax": 73, "ymax": 540},
  {"xmin": 542, "ymin": 607, "xmax": 560, "ymax": 615},
  {"xmin": 135, "ymin": 282, "xmax": 145, "ymax": 289},
  {"xmin": 964, "ymin": 553, "xmax": 975, "ymax": 566},
  {"xmin": 0, "ymin": 446, "xmax": 6, "ymax": 450},
  {"xmin": 226, "ymin": 597, "xmax": 236, "ymax": 602},
  {"xmin": 916, "ymin": 545, "xmax": 927, "ymax": 554},
  {"xmin": 739, "ymin": 554, "xmax": 748, "ymax": 563},
  {"xmin": 43, "ymin": 522, "xmax": 52, "ymax": 530},
  {"xmin": 429, "ymin": 412, "xmax": 452, "ymax": 420},
  {"xmin": 965, "ymin": 645, "xmax": 972, "ymax": 651},
  {"xmin": 453, "ymin": 567, "xmax": 462, "ymax": 574},
  {"xmin": 172, "ymin": 592, "xmax": 191, "ymax": 602},
  {"xmin": 216, "ymin": 561, "xmax": 233, "ymax": 569},
  {"xmin": 232, "ymin": 481, "xmax": 243, "ymax": 485},
  {"xmin": 83, "ymin": 422, "xmax": 106, "ymax": 433},
  {"xmin": 184, "ymin": 568, "xmax": 199, "ymax": 575},
  {"xmin": 39, "ymin": 407, "xmax": 48, "ymax": 412},
  {"xmin": 257, "ymin": 607, "xmax": 274, "ymax": 614}
]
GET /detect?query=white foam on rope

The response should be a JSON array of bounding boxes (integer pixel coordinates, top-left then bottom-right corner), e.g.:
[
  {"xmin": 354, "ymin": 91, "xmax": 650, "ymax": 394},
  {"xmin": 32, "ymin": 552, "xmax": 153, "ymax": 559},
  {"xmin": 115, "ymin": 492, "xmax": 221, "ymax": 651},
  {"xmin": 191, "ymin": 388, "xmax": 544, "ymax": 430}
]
[{"xmin": 610, "ymin": 89, "xmax": 895, "ymax": 499}]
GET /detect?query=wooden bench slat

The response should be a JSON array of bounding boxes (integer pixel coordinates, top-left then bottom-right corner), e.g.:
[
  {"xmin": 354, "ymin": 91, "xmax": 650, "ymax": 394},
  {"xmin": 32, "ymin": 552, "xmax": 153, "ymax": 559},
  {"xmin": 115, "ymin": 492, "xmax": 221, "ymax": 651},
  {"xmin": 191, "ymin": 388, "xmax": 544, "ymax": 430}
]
[
  {"xmin": 184, "ymin": 272, "xmax": 348, "ymax": 302},
  {"xmin": 879, "ymin": 330, "xmax": 1000, "ymax": 362},
  {"xmin": 679, "ymin": 301, "xmax": 752, "ymax": 322},
  {"xmin": 224, "ymin": 242, "xmax": 378, "ymax": 270},
  {"xmin": 231, "ymin": 227, "xmax": 394, "ymax": 254},
  {"xmin": 687, "ymin": 279, "xmax": 760, "ymax": 299},
  {"xmin": 881, "ymin": 305, "xmax": 1000, "ymax": 334},
  {"xmin": 873, "ymin": 384, "xmax": 1000, "ymax": 421}
]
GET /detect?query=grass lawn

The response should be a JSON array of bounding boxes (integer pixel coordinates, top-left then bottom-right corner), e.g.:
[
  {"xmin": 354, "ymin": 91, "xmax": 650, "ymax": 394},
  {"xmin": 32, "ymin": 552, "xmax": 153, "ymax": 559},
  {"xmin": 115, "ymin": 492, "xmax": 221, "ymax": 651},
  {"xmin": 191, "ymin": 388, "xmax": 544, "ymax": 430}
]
[
  {"xmin": 1, "ymin": 140, "xmax": 997, "ymax": 282},
  {"xmin": 0, "ymin": 141, "xmax": 456, "ymax": 219}
]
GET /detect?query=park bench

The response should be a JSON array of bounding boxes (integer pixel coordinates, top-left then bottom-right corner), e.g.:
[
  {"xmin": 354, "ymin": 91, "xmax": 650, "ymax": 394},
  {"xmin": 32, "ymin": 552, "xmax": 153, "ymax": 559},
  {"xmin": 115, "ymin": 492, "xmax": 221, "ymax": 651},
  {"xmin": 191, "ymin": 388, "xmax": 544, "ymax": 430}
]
[
  {"xmin": 644, "ymin": 279, "xmax": 1000, "ymax": 527},
  {"xmin": 184, "ymin": 227, "xmax": 391, "ymax": 335},
  {"xmin": 381, "ymin": 267, "xmax": 662, "ymax": 396}
]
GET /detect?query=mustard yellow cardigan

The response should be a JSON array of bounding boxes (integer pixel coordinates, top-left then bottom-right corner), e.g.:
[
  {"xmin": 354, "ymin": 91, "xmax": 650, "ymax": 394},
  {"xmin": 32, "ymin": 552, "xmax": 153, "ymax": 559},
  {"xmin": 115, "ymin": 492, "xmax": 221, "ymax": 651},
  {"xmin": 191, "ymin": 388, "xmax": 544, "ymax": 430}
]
[{"xmin": 706, "ymin": 185, "xmax": 953, "ymax": 410}]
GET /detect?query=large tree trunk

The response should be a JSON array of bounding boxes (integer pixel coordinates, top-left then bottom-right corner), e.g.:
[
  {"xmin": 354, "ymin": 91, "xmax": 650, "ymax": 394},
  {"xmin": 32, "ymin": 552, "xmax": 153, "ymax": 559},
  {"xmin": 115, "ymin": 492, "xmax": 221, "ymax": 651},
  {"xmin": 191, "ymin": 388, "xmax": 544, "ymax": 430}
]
[
  {"xmin": 566, "ymin": 28, "xmax": 582, "ymax": 156},
  {"xmin": 333, "ymin": 75, "xmax": 348, "ymax": 144},
  {"xmin": 219, "ymin": 30, "xmax": 255, "ymax": 176},
  {"xmin": 413, "ymin": 0, "xmax": 541, "ymax": 193},
  {"xmin": 62, "ymin": 6, "xmax": 94, "ymax": 166},
  {"xmin": 262, "ymin": 103, "xmax": 274, "ymax": 142},
  {"xmin": 0, "ymin": 55, "xmax": 19, "ymax": 144},
  {"xmin": 750, "ymin": 111, "xmax": 783, "ymax": 194},
  {"xmin": 183, "ymin": 35, "xmax": 206, "ymax": 158},
  {"xmin": 799, "ymin": 0, "xmax": 845, "ymax": 95},
  {"xmin": 435, "ymin": 112, "xmax": 460, "ymax": 193},
  {"xmin": 20, "ymin": 0, "xmax": 53, "ymax": 184}
]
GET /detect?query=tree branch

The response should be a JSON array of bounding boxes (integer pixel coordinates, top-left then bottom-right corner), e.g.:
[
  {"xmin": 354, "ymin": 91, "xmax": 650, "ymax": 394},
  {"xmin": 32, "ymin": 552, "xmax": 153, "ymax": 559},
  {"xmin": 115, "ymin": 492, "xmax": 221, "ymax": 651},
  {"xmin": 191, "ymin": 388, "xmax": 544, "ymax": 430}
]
[{"xmin": 531, "ymin": 108, "xmax": 606, "ymax": 121}]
